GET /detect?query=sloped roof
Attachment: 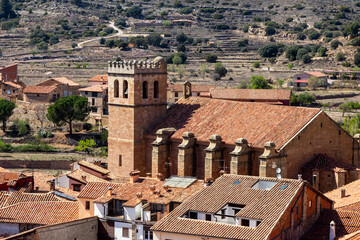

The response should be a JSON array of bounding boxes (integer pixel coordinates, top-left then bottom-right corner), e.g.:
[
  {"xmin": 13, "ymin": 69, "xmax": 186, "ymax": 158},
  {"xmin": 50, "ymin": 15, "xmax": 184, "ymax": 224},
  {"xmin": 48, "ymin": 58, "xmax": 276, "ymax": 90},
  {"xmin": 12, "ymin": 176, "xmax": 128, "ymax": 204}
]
[
  {"xmin": 151, "ymin": 174, "xmax": 304, "ymax": 240},
  {"xmin": 67, "ymin": 169, "xmax": 108, "ymax": 184},
  {"xmin": 147, "ymin": 97, "xmax": 321, "ymax": 148},
  {"xmin": 325, "ymin": 179, "xmax": 360, "ymax": 209},
  {"xmin": 302, "ymin": 209, "xmax": 360, "ymax": 240},
  {"xmin": 24, "ymin": 85, "xmax": 57, "ymax": 94},
  {"xmin": 5, "ymin": 191, "xmax": 62, "ymax": 207},
  {"xmin": 2, "ymin": 81, "xmax": 22, "ymax": 89},
  {"xmin": 305, "ymin": 71, "xmax": 328, "ymax": 77},
  {"xmin": 78, "ymin": 160, "xmax": 110, "ymax": 175},
  {"xmin": 77, "ymin": 182, "xmax": 123, "ymax": 199},
  {"xmin": 89, "ymin": 75, "xmax": 108, "ymax": 82},
  {"xmin": 79, "ymin": 85, "xmax": 108, "ymax": 93},
  {"xmin": 51, "ymin": 77, "xmax": 79, "ymax": 87},
  {"xmin": 209, "ymin": 89, "xmax": 291, "ymax": 101},
  {"xmin": 303, "ymin": 154, "xmax": 358, "ymax": 173},
  {"xmin": 168, "ymin": 84, "xmax": 214, "ymax": 92},
  {"xmin": 0, "ymin": 201, "xmax": 78, "ymax": 225}
]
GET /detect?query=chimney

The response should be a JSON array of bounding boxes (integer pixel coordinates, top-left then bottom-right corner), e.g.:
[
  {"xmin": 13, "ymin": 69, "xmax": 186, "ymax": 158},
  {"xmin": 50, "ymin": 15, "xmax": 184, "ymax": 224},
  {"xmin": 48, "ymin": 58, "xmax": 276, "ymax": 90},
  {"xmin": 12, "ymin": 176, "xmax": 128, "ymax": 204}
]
[
  {"xmin": 183, "ymin": 81, "xmax": 192, "ymax": 99},
  {"xmin": 107, "ymin": 187, "xmax": 113, "ymax": 196},
  {"xmin": 49, "ymin": 180, "xmax": 55, "ymax": 191},
  {"xmin": 81, "ymin": 174, "xmax": 86, "ymax": 182},
  {"xmin": 329, "ymin": 220, "xmax": 336, "ymax": 240},
  {"xmin": 205, "ymin": 178, "xmax": 214, "ymax": 187},
  {"xmin": 163, "ymin": 185, "xmax": 169, "ymax": 191},
  {"xmin": 298, "ymin": 174, "xmax": 302, "ymax": 181},
  {"xmin": 129, "ymin": 170, "xmax": 140, "ymax": 183},
  {"xmin": 93, "ymin": 159, "xmax": 101, "ymax": 166},
  {"xmin": 150, "ymin": 185, "xmax": 156, "ymax": 193},
  {"xmin": 146, "ymin": 173, "xmax": 152, "ymax": 178},
  {"xmin": 136, "ymin": 192, "xmax": 142, "ymax": 198},
  {"xmin": 157, "ymin": 173, "xmax": 163, "ymax": 181},
  {"xmin": 219, "ymin": 170, "xmax": 226, "ymax": 176},
  {"xmin": 340, "ymin": 188, "xmax": 346, "ymax": 198}
]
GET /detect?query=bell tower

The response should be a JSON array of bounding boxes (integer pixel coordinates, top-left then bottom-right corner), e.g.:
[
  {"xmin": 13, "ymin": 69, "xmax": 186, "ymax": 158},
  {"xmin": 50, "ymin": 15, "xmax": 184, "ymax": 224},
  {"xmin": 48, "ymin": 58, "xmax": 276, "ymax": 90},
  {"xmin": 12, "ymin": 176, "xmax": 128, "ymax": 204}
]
[{"xmin": 107, "ymin": 57, "xmax": 168, "ymax": 176}]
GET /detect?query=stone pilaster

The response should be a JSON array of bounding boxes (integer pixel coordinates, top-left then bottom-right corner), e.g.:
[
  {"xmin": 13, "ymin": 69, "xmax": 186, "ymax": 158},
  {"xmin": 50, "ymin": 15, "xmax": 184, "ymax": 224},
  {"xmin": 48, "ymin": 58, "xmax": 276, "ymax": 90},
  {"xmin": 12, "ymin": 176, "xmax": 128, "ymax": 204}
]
[
  {"xmin": 178, "ymin": 132, "xmax": 195, "ymax": 177},
  {"xmin": 152, "ymin": 128, "xmax": 175, "ymax": 178},
  {"xmin": 230, "ymin": 138, "xmax": 250, "ymax": 175},
  {"xmin": 204, "ymin": 134, "xmax": 222, "ymax": 180},
  {"xmin": 259, "ymin": 141, "xmax": 284, "ymax": 178}
]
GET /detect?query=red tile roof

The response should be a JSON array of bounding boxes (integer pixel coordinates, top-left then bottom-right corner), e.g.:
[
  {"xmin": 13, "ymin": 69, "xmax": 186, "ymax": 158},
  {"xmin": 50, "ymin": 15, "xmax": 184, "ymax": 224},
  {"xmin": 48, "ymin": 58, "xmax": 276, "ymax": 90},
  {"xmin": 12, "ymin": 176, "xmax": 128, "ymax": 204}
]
[
  {"xmin": 24, "ymin": 85, "xmax": 57, "ymax": 94},
  {"xmin": 79, "ymin": 85, "xmax": 108, "ymax": 93},
  {"xmin": 305, "ymin": 71, "xmax": 328, "ymax": 78},
  {"xmin": 78, "ymin": 160, "xmax": 110, "ymax": 175},
  {"xmin": 2, "ymin": 81, "xmax": 22, "ymax": 89},
  {"xmin": 77, "ymin": 182, "xmax": 123, "ymax": 199},
  {"xmin": 147, "ymin": 97, "xmax": 321, "ymax": 148},
  {"xmin": 151, "ymin": 174, "xmax": 305, "ymax": 240},
  {"xmin": 89, "ymin": 75, "xmax": 108, "ymax": 83},
  {"xmin": 0, "ymin": 201, "xmax": 78, "ymax": 225},
  {"xmin": 325, "ymin": 179, "xmax": 360, "ymax": 209},
  {"xmin": 302, "ymin": 209, "xmax": 360, "ymax": 240},
  {"xmin": 302, "ymin": 154, "xmax": 358, "ymax": 173},
  {"xmin": 51, "ymin": 77, "xmax": 79, "ymax": 87},
  {"xmin": 168, "ymin": 84, "xmax": 214, "ymax": 92},
  {"xmin": 209, "ymin": 89, "xmax": 291, "ymax": 101},
  {"xmin": 67, "ymin": 169, "xmax": 108, "ymax": 184},
  {"xmin": 5, "ymin": 191, "xmax": 63, "ymax": 207}
]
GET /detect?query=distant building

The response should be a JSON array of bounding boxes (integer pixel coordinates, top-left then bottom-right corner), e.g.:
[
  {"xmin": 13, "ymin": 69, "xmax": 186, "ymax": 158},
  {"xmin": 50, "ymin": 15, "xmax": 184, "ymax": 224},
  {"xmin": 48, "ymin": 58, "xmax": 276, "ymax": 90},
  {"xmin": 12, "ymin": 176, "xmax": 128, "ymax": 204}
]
[
  {"xmin": 291, "ymin": 71, "xmax": 328, "ymax": 88},
  {"xmin": 0, "ymin": 81, "xmax": 25, "ymax": 101},
  {"xmin": 23, "ymin": 77, "xmax": 79, "ymax": 103},
  {"xmin": 88, "ymin": 75, "xmax": 108, "ymax": 86},
  {"xmin": 151, "ymin": 174, "xmax": 333, "ymax": 240},
  {"xmin": 79, "ymin": 85, "xmax": 108, "ymax": 116},
  {"xmin": 205, "ymin": 88, "xmax": 291, "ymax": 105},
  {"xmin": 0, "ymin": 64, "xmax": 17, "ymax": 82},
  {"xmin": 167, "ymin": 82, "xmax": 214, "ymax": 103}
]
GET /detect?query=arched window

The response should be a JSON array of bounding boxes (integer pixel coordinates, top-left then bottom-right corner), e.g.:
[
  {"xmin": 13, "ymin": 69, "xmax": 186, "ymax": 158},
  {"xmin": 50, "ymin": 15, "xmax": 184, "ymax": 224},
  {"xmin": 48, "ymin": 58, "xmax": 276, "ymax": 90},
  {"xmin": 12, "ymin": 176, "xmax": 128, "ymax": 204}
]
[
  {"xmin": 114, "ymin": 80, "xmax": 119, "ymax": 98},
  {"xmin": 142, "ymin": 81, "xmax": 148, "ymax": 99},
  {"xmin": 123, "ymin": 80, "xmax": 128, "ymax": 98},
  {"xmin": 154, "ymin": 81, "xmax": 159, "ymax": 99}
]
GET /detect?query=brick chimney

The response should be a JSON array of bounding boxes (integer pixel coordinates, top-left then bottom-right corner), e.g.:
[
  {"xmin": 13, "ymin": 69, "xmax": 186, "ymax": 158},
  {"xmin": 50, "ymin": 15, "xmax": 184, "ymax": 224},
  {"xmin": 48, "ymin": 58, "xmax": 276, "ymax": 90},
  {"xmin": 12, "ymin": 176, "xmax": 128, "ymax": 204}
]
[
  {"xmin": 107, "ymin": 187, "xmax": 113, "ymax": 196},
  {"xmin": 81, "ymin": 174, "xmax": 86, "ymax": 182},
  {"xmin": 340, "ymin": 188, "xmax": 346, "ymax": 198},
  {"xmin": 157, "ymin": 173, "xmax": 163, "ymax": 181},
  {"xmin": 129, "ymin": 170, "xmax": 140, "ymax": 183},
  {"xmin": 93, "ymin": 159, "xmax": 101, "ymax": 166}
]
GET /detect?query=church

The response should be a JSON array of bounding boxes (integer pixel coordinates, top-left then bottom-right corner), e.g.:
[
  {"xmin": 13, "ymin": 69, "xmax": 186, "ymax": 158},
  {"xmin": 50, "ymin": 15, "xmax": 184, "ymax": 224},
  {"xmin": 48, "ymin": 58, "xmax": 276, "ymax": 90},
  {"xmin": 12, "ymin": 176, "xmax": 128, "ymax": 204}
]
[{"xmin": 107, "ymin": 57, "xmax": 360, "ymax": 192}]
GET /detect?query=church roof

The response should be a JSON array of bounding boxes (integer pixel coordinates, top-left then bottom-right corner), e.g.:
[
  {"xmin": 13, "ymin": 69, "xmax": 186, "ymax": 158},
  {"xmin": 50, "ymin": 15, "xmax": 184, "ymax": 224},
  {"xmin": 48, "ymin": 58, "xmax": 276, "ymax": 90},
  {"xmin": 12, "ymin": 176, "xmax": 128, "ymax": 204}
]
[
  {"xmin": 302, "ymin": 154, "xmax": 358, "ymax": 173},
  {"xmin": 147, "ymin": 97, "xmax": 321, "ymax": 148},
  {"xmin": 208, "ymin": 88, "xmax": 291, "ymax": 101}
]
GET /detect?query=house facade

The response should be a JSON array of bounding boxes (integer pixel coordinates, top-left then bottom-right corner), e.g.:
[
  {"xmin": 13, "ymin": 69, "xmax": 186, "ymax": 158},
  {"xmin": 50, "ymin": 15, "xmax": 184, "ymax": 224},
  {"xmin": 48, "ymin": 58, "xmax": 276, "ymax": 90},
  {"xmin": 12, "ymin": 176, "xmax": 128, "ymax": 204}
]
[
  {"xmin": 79, "ymin": 85, "xmax": 108, "ymax": 116},
  {"xmin": 291, "ymin": 72, "xmax": 328, "ymax": 88},
  {"xmin": 167, "ymin": 82, "xmax": 214, "ymax": 103}
]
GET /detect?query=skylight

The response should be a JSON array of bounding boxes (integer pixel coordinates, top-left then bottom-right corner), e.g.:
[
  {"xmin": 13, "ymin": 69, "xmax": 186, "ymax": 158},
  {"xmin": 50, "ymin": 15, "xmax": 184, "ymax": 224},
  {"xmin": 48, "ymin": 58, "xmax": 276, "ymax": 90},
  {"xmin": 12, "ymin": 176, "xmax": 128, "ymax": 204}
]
[
  {"xmin": 233, "ymin": 180, "xmax": 241, "ymax": 185},
  {"xmin": 251, "ymin": 180, "xmax": 277, "ymax": 190},
  {"xmin": 280, "ymin": 184, "xmax": 288, "ymax": 190}
]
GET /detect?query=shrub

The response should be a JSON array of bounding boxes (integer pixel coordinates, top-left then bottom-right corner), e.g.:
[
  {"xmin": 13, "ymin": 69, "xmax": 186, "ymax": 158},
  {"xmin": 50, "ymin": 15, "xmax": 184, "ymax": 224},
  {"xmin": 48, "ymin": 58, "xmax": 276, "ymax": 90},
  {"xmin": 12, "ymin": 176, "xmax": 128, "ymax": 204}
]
[
  {"xmin": 125, "ymin": 6, "xmax": 142, "ymax": 18},
  {"xmin": 213, "ymin": 13, "xmax": 224, "ymax": 19},
  {"xmin": 351, "ymin": 38, "xmax": 360, "ymax": 46},
  {"xmin": 336, "ymin": 52, "xmax": 345, "ymax": 61},
  {"xmin": 179, "ymin": 7, "xmax": 193, "ymax": 14},
  {"xmin": 214, "ymin": 62, "xmax": 227, "ymax": 77},
  {"xmin": 331, "ymin": 40, "xmax": 342, "ymax": 50},
  {"xmin": 11, "ymin": 119, "xmax": 30, "ymax": 137},
  {"xmin": 176, "ymin": 33, "xmax": 188, "ymax": 44},
  {"xmin": 237, "ymin": 38, "xmax": 248, "ymax": 47},
  {"xmin": 296, "ymin": 48, "xmax": 310, "ymax": 60},
  {"xmin": 206, "ymin": 54, "xmax": 218, "ymax": 63},
  {"xmin": 258, "ymin": 43, "xmax": 285, "ymax": 58},
  {"xmin": 302, "ymin": 54, "xmax": 312, "ymax": 64},
  {"xmin": 293, "ymin": 92, "xmax": 315, "ymax": 106},
  {"xmin": 355, "ymin": 52, "xmax": 360, "ymax": 67},
  {"xmin": 75, "ymin": 139, "xmax": 97, "ymax": 154},
  {"xmin": 250, "ymin": 76, "xmax": 271, "ymax": 89},
  {"xmin": 0, "ymin": 140, "xmax": 13, "ymax": 152},
  {"xmin": 265, "ymin": 26, "xmax": 276, "ymax": 36},
  {"xmin": 318, "ymin": 47, "xmax": 327, "ymax": 57},
  {"xmin": 15, "ymin": 143, "xmax": 56, "ymax": 152},
  {"xmin": 306, "ymin": 29, "xmax": 321, "ymax": 40},
  {"xmin": 285, "ymin": 45, "xmax": 301, "ymax": 61},
  {"xmin": 253, "ymin": 61, "xmax": 260, "ymax": 68},
  {"xmin": 115, "ymin": 19, "xmax": 127, "ymax": 28}
]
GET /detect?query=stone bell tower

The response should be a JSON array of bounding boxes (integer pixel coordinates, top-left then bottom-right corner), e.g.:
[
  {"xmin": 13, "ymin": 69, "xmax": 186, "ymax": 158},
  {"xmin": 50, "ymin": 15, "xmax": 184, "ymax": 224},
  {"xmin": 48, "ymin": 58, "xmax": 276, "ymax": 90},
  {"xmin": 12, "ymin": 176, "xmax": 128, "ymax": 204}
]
[{"xmin": 107, "ymin": 57, "xmax": 168, "ymax": 177}]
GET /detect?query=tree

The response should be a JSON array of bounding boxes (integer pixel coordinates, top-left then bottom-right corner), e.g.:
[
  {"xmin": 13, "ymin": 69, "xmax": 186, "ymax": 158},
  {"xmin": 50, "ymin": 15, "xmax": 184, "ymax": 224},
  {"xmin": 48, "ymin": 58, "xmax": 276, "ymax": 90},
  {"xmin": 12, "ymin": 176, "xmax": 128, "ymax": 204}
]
[
  {"xmin": 0, "ymin": 99, "xmax": 15, "ymax": 132},
  {"xmin": 176, "ymin": 33, "xmax": 188, "ymax": 44},
  {"xmin": 331, "ymin": 40, "xmax": 342, "ymax": 50},
  {"xmin": 199, "ymin": 64, "xmax": 208, "ymax": 80},
  {"xmin": 276, "ymin": 78, "xmax": 285, "ymax": 88},
  {"xmin": 295, "ymin": 92, "xmax": 315, "ymax": 106},
  {"xmin": 258, "ymin": 44, "xmax": 285, "ymax": 58},
  {"xmin": 344, "ymin": 21, "xmax": 360, "ymax": 39},
  {"xmin": 146, "ymin": 33, "xmax": 163, "ymax": 47},
  {"xmin": 340, "ymin": 102, "xmax": 353, "ymax": 117},
  {"xmin": 34, "ymin": 104, "xmax": 47, "ymax": 130},
  {"xmin": 177, "ymin": 44, "xmax": 186, "ymax": 52},
  {"xmin": 206, "ymin": 54, "xmax": 218, "ymax": 63},
  {"xmin": 354, "ymin": 52, "xmax": 360, "ymax": 67},
  {"xmin": 265, "ymin": 26, "xmax": 276, "ymax": 36},
  {"xmin": 0, "ymin": 0, "xmax": 16, "ymax": 19},
  {"xmin": 285, "ymin": 45, "xmax": 301, "ymax": 61},
  {"xmin": 172, "ymin": 55, "xmax": 182, "ymax": 66},
  {"xmin": 237, "ymin": 38, "xmax": 248, "ymax": 47},
  {"xmin": 307, "ymin": 76, "xmax": 320, "ymax": 90},
  {"xmin": 250, "ymin": 76, "xmax": 271, "ymax": 89},
  {"xmin": 253, "ymin": 61, "xmax": 260, "ymax": 68},
  {"xmin": 46, "ymin": 95, "xmax": 90, "ymax": 134},
  {"xmin": 99, "ymin": 38, "xmax": 106, "ymax": 44},
  {"xmin": 336, "ymin": 52, "xmax": 345, "ymax": 62},
  {"xmin": 318, "ymin": 47, "xmax": 327, "ymax": 57},
  {"xmin": 302, "ymin": 54, "xmax": 312, "ymax": 64},
  {"xmin": 125, "ymin": 6, "xmax": 142, "ymax": 18},
  {"xmin": 343, "ymin": 114, "xmax": 360, "ymax": 136},
  {"xmin": 214, "ymin": 62, "xmax": 227, "ymax": 78},
  {"xmin": 75, "ymin": 139, "xmax": 96, "ymax": 154}
]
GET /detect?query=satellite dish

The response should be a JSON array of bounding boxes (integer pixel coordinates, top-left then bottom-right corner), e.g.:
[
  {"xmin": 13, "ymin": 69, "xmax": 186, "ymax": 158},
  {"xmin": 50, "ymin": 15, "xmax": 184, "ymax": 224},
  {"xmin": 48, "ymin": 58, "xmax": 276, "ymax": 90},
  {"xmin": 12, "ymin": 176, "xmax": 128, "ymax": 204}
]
[
  {"xmin": 276, "ymin": 168, "xmax": 281, "ymax": 174},
  {"xmin": 277, "ymin": 173, "xmax": 282, "ymax": 179},
  {"xmin": 272, "ymin": 162, "xmax": 277, "ymax": 169}
]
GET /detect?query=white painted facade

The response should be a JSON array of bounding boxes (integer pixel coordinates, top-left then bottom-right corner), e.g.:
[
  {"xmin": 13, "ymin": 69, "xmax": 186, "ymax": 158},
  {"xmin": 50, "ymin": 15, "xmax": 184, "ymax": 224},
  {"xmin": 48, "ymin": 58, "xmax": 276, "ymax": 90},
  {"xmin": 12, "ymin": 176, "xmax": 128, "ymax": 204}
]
[
  {"xmin": 54, "ymin": 175, "xmax": 70, "ymax": 189},
  {"xmin": 114, "ymin": 221, "xmax": 132, "ymax": 240},
  {"xmin": 94, "ymin": 202, "xmax": 108, "ymax": 218}
]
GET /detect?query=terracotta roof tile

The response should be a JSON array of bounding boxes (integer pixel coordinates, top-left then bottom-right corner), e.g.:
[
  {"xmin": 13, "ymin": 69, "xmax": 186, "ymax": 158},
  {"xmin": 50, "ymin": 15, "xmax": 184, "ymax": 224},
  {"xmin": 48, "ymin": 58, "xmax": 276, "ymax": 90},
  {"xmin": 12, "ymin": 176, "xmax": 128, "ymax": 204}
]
[
  {"xmin": 5, "ymin": 191, "xmax": 63, "ymax": 207},
  {"xmin": 325, "ymin": 179, "xmax": 360, "ymax": 209},
  {"xmin": 303, "ymin": 154, "xmax": 358, "ymax": 172},
  {"xmin": 78, "ymin": 160, "xmax": 110, "ymax": 175},
  {"xmin": 79, "ymin": 85, "xmax": 108, "ymax": 93},
  {"xmin": 24, "ymin": 85, "xmax": 57, "ymax": 94},
  {"xmin": 151, "ymin": 174, "xmax": 303, "ymax": 240},
  {"xmin": 67, "ymin": 169, "xmax": 108, "ymax": 184},
  {"xmin": 77, "ymin": 182, "xmax": 123, "ymax": 199},
  {"xmin": 209, "ymin": 89, "xmax": 291, "ymax": 101},
  {"xmin": 89, "ymin": 75, "xmax": 108, "ymax": 82},
  {"xmin": 51, "ymin": 77, "xmax": 79, "ymax": 87},
  {"xmin": 302, "ymin": 209, "xmax": 360, "ymax": 240},
  {"xmin": 305, "ymin": 71, "xmax": 328, "ymax": 78},
  {"xmin": 168, "ymin": 84, "xmax": 214, "ymax": 92},
  {"xmin": 54, "ymin": 187, "xmax": 80, "ymax": 198},
  {"xmin": 2, "ymin": 81, "xmax": 22, "ymax": 89},
  {"xmin": 0, "ymin": 201, "xmax": 78, "ymax": 225},
  {"xmin": 147, "ymin": 97, "xmax": 321, "ymax": 148}
]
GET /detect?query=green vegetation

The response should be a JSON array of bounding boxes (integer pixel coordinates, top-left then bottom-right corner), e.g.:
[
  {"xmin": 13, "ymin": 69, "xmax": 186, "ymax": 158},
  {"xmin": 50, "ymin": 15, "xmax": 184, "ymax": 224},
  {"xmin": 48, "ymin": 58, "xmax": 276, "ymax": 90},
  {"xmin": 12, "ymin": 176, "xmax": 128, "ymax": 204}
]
[
  {"xmin": 250, "ymin": 76, "xmax": 271, "ymax": 89},
  {"xmin": 340, "ymin": 102, "xmax": 360, "ymax": 116},
  {"xmin": 15, "ymin": 142, "xmax": 56, "ymax": 152},
  {"xmin": 343, "ymin": 114, "xmax": 360, "ymax": 136},
  {"xmin": 0, "ymin": 139, "xmax": 13, "ymax": 152},
  {"xmin": 75, "ymin": 139, "xmax": 97, "ymax": 154},
  {"xmin": 0, "ymin": 0, "xmax": 16, "ymax": 19},
  {"xmin": 10, "ymin": 118, "xmax": 30, "ymax": 137},
  {"xmin": 291, "ymin": 92, "xmax": 316, "ymax": 106},
  {"xmin": 47, "ymin": 95, "xmax": 90, "ymax": 134},
  {"xmin": 0, "ymin": 99, "xmax": 15, "ymax": 132},
  {"xmin": 214, "ymin": 62, "xmax": 227, "ymax": 78},
  {"xmin": 252, "ymin": 61, "xmax": 260, "ymax": 68},
  {"xmin": 258, "ymin": 43, "xmax": 285, "ymax": 58},
  {"xmin": 206, "ymin": 54, "xmax": 218, "ymax": 63}
]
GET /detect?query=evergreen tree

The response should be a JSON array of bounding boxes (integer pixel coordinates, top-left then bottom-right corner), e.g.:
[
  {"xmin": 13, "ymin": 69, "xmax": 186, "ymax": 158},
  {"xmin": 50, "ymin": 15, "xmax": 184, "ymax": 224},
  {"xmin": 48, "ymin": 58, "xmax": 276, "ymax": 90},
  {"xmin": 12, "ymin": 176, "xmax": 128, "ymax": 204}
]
[{"xmin": 0, "ymin": 0, "xmax": 16, "ymax": 19}]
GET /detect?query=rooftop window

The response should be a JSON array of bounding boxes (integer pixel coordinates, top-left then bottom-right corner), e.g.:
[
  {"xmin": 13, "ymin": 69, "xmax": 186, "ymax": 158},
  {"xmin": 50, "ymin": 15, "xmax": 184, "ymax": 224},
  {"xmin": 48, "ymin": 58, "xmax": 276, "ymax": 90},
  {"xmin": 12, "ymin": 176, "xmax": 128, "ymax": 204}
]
[
  {"xmin": 251, "ymin": 180, "xmax": 276, "ymax": 190},
  {"xmin": 233, "ymin": 180, "xmax": 241, "ymax": 185},
  {"xmin": 280, "ymin": 184, "xmax": 288, "ymax": 190}
]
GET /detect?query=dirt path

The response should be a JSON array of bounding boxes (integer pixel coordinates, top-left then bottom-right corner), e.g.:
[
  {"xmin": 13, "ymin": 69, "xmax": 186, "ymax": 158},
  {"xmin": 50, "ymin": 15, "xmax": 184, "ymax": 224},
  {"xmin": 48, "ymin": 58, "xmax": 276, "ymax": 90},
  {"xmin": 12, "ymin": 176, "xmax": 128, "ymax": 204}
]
[{"xmin": 77, "ymin": 21, "xmax": 123, "ymax": 48}]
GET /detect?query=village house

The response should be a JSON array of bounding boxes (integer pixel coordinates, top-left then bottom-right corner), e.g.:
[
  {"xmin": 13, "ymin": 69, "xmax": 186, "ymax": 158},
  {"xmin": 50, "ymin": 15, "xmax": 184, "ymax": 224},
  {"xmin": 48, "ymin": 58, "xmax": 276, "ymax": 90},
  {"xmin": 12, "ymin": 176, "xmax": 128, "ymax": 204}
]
[
  {"xmin": 106, "ymin": 57, "xmax": 360, "ymax": 189},
  {"xmin": 291, "ymin": 71, "xmax": 328, "ymax": 88},
  {"xmin": 0, "ymin": 64, "xmax": 26, "ymax": 102},
  {"xmin": 23, "ymin": 77, "xmax": 80, "ymax": 103},
  {"xmin": 79, "ymin": 84, "xmax": 108, "ymax": 116},
  {"xmin": 89, "ymin": 75, "xmax": 108, "ymax": 86},
  {"xmin": 167, "ymin": 82, "xmax": 214, "ymax": 103},
  {"xmin": 0, "ymin": 64, "xmax": 18, "ymax": 82},
  {"xmin": 77, "ymin": 170, "xmax": 203, "ymax": 240},
  {"xmin": 151, "ymin": 174, "xmax": 333, "ymax": 240},
  {"xmin": 204, "ymin": 88, "xmax": 291, "ymax": 105}
]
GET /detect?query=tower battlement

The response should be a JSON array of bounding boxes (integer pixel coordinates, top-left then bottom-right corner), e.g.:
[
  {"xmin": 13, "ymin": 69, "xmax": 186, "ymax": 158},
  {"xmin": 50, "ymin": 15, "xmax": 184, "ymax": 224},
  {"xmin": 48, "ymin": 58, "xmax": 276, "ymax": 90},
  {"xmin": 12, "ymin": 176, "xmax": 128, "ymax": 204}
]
[{"xmin": 108, "ymin": 58, "xmax": 167, "ymax": 75}]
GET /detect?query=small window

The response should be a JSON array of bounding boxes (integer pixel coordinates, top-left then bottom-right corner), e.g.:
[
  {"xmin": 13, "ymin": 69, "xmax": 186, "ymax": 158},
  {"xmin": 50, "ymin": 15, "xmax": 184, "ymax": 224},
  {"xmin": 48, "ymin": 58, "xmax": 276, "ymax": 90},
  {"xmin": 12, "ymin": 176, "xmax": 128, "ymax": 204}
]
[
  {"xmin": 123, "ymin": 80, "xmax": 128, "ymax": 98},
  {"xmin": 298, "ymin": 135, "xmax": 301, "ymax": 140},
  {"xmin": 339, "ymin": 130, "xmax": 341, "ymax": 135},
  {"xmin": 37, "ymin": 94, "xmax": 40, "ymax": 97},
  {"xmin": 320, "ymin": 123, "xmax": 323, "ymax": 128},
  {"xmin": 205, "ymin": 214, "xmax": 211, "ymax": 221},
  {"xmin": 114, "ymin": 80, "xmax": 119, "ymax": 98},
  {"xmin": 233, "ymin": 208, "xmax": 241, "ymax": 215},
  {"xmin": 241, "ymin": 219, "xmax": 250, "ymax": 227},
  {"xmin": 221, "ymin": 209, "xmax": 226, "ymax": 219},
  {"xmin": 328, "ymin": 174, "xmax": 331, "ymax": 178},
  {"xmin": 280, "ymin": 184, "xmax": 288, "ymax": 190},
  {"xmin": 234, "ymin": 180, "xmax": 241, "ymax": 185},
  {"xmin": 86, "ymin": 201, "xmax": 90, "ymax": 210},
  {"xmin": 12, "ymin": 90, "xmax": 15, "ymax": 93},
  {"xmin": 256, "ymin": 220, "xmax": 261, "ymax": 226},
  {"xmin": 189, "ymin": 211, "xmax": 198, "ymax": 219},
  {"xmin": 85, "ymin": 91, "xmax": 88, "ymax": 95},
  {"xmin": 309, "ymin": 200, "xmax": 312, "ymax": 208},
  {"xmin": 92, "ymin": 98, "xmax": 95, "ymax": 105},
  {"xmin": 154, "ymin": 81, "xmax": 159, "ymax": 98},
  {"xmin": 296, "ymin": 206, "xmax": 299, "ymax": 215},
  {"xmin": 119, "ymin": 155, "xmax": 122, "ymax": 166},
  {"xmin": 73, "ymin": 185, "xmax": 81, "ymax": 192},
  {"xmin": 142, "ymin": 81, "xmax": 148, "ymax": 99},
  {"xmin": 175, "ymin": 92, "xmax": 178, "ymax": 97},
  {"xmin": 122, "ymin": 227, "xmax": 129, "ymax": 238}
]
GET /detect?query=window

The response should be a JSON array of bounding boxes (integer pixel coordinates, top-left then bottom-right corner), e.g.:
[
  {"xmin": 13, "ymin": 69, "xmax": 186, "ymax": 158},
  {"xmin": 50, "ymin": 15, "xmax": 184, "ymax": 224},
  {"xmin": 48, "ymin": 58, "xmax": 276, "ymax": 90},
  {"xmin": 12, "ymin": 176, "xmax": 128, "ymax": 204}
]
[
  {"xmin": 256, "ymin": 221, "xmax": 261, "ymax": 226},
  {"xmin": 309, "ymin": 200, "xmax": 312, "ymax": 208},
  {"xmin": 175, "ymin": 92, "xmax": 178, "ymax": 97},
  {"xmin": 206, "ymin": 214, "xmax": 212, "ymax": 221},
  {"xmin": 122, "ymin": 227, "xmax": 129, "ymax": 238},
  {"xmin": 91, "ymin": 107, "xmax": 97, "ymax": 113},
  {"xmin": 114, "ymin": 80, "xmax": 119, "ymax": 98},
  {"xmin": 86, "ymin": 201, "xmax": 90, "ymax": 210},
  {"xmin": 154, "ymin": 81, "xmax": 159, "ymax": 98},
  {"xmin": 153, "ymin": 204, "xmax": 164, "ymax": 213},
  {"xmin": 119, "ymin": 155, "xmax": 122, "ymax": 166},
  {"xmin": 241, "ymin": 219, "xmax": 250, "ymax": 227},
  {"xmin": 92, "ymin": 98, "xmax": 95, "ymax": 106},
  {"xmin": 251, "ymin": 180, "xmax": 277, "ymax": 190},
  {"xmin": 85, "ymin": 91, "xmax": 88, "ymax": 95},
  {"xmin": 233, "ymin": 208, "xmax": 241, "ymax": 215},
  {"xmin": 92, "ymin": 92, "xmax": 97, "ymax": 97},
  {"xmin": 73, "ymin": 185, "xmax": 81, "ymax": 192},
  {"xmin": 145, "ymin": 230, "xmax": 153, "ymax": 240},
  {"xmin": 142, "ymin": 81, "xmax": 148, "ymax": 99},
  {"xmin": 221, "ymin": 209, "xmax": 226, "ymax": 219},
  {"xmin": 296, "ymin": 206, "xmax": 299, "ymax": 215},
  {"xmin": 123, "ymin": 80, "xmax": 128, "ymax": 98},
  {"xmin": 189, "ymin": 211, "xmax": 198, "ymax": 219}
]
